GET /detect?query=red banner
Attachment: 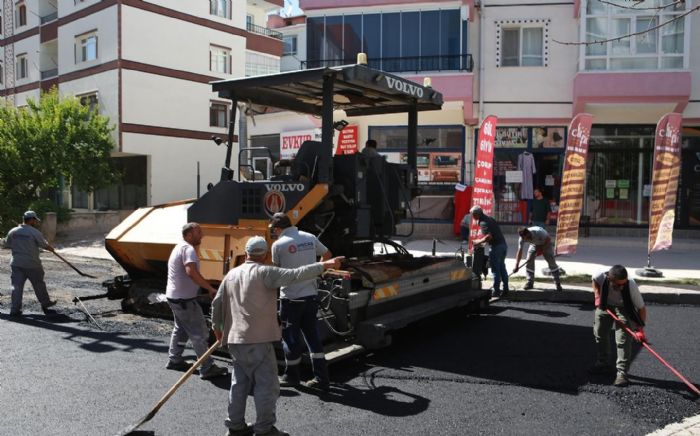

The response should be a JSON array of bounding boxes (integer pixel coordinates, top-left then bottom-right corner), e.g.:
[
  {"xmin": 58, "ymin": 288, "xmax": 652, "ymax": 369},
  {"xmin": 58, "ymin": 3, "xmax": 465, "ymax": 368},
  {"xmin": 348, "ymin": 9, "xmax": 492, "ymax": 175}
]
[
  {"xmin": 469, "ymin": 115, "xmax": 497, "ymax": 249},
  {"xmin": 335, "ymin": 125, "xmax": 358, "ymax": 155},
  {"xmin": 554, "ymin": 113, "xmax": 593, "ymax": 256},
  {"xmin": 648, "ymin": 113, "xmax": 682, "ymax": 254}
]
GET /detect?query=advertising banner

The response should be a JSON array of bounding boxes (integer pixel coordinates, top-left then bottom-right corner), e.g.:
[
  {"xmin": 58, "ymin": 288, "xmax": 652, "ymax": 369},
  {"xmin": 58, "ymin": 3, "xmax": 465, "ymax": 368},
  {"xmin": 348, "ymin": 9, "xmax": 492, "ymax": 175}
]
[
  {"xmin": 469, "ymin": 115, "xmax": 498, "ymax": 249},
  {"xmin": 648, "ymin": 113, "xmax": 682, "ymax": 254},
  {"xmin": 335, "ymin": 125, "xmax": 358, "ymax": 155},
  {"xmin": 554, "ymin": 113, "xmax": 593, "ymax": 256},
  {"xmin": 280, "ymin": 129, "xmax": 320, "ymax": 160}
]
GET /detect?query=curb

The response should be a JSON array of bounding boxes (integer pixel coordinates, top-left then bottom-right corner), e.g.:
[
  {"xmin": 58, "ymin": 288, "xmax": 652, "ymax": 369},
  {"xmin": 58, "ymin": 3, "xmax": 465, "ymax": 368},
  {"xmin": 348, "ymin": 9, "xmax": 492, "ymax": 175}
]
[
  {"xmin": 503, "ymin": 288, "xmax": 700, "ymax": 306},
  {"xmin": 647, "ymin": 415, "xmax": 700, "ymax": 436}
]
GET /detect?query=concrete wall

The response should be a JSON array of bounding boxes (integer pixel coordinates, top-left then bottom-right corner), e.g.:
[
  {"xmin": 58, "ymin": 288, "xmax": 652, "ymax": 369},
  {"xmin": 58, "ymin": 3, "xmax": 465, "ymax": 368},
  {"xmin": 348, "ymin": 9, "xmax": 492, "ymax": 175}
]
[{"xmin": 58, "ymin": 6, "xmax": 118, "ymax": 75}]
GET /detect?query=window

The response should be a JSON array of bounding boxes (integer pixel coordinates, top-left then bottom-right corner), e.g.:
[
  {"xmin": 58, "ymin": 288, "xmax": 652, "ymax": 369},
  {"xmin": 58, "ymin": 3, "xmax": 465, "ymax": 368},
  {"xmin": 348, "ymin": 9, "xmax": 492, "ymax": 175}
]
[
  {"xmin": 75, "ymin": 32, "xmax": 98, "ymax": 63},
  {"xmin": 16, "ymin": 54, "xmax": 28, "ymax": 80},
  {"xmin": 16, "ymin": 2, "xmax": 26, "ymax": 27},
  {"xmin": 283, "ymin": 36, "xmax": 297, "ymax": 56},
  {"xmin": 583, "ymin": 0, "xmax": 687, "ymax": 70},
  {"xmin": 210, "ymin": 0, "xmax": 231, "ymax": 19},
  {"xmin": 501, "ymin": 26, "xmax": 544, "ymax": 67},
  {"xmin": 210, "ymin": 45, "xmax": 231, "ymax": 74},
  {"xmin": 245, "ymin": 52, "xmax": 280, "ymax": 77},
  {"xmin": 210, "ymin": 102, "xmax": 228, "ymax": 127},
  {"xmin": 305, "ymin": 10, "xmax": 471, "ymax": 72},
  {"xmin": 79, "ymin": 93, "xmax": 99, "ymax": 113}
]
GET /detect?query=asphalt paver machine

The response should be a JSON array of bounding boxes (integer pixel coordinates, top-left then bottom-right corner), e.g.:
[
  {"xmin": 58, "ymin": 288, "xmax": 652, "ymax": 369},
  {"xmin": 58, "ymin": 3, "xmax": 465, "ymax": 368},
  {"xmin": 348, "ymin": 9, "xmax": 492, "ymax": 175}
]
[{"xmin": 104, "ymin": 58, "xmax": 488, "ymax": 358}]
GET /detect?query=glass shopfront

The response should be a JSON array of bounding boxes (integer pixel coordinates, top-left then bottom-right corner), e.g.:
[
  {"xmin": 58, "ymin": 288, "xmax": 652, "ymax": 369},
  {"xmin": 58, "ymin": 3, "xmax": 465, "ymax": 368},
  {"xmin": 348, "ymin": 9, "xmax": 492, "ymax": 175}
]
[
  {"xmin": 369, "ymin": 125, "xmax": 465, "ymax": 220},
  {"xmin": 477, "ymin": 124, "xmax": 700, "ymax": 228},
  {"xmin": 584, "ymin": 125, "xmax": 654, "ymax": 225},
  {"xmin": 484, "ymin": 126, "xmax": 567, "ymax": 224}
]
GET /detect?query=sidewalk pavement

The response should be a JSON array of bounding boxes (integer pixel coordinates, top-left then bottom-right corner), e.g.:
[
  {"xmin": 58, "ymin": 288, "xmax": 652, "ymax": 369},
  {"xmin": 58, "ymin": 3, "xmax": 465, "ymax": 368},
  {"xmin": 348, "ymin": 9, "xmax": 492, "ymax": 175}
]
[{"xmin": 402, "ymin": 234, "xmax": 700, "ymax": 306}]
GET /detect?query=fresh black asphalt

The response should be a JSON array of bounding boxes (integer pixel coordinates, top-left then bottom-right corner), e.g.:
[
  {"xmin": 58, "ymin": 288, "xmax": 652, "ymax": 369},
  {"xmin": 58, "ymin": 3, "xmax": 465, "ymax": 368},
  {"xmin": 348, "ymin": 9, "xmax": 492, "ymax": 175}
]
[{"xmin": 1, "ymin": 252, "xmax": 698, "ymax": 435}]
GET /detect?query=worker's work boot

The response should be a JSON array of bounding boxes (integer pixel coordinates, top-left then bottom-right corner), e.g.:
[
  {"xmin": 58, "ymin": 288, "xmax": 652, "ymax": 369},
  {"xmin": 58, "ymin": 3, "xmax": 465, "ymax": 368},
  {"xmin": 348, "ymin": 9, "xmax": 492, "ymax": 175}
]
[
  {"xmin": 165, "ymin": 359, "xmax": 192, "ymax": 371},
  {"xmin": 278, "ymin": 374, "xmax": 300, "ymax": 387},
  {"xmin": 302, "ymin": 377, "xmax": 330, "ymax": 392},
  {"xmin": 255, "ymin": 426, "xmax": 289, "ymax": 436},
  {"xmin": 226, "ymin": 424, "xmax": 253, "ymax": 436},
  {"xmin": 200, "ymin": 364, "xmax": 228, "ymax": 380},
  {"xmin": 614, "ymin": 372, "xmax": 629, "ymax": 387},
  {"xmin": 522, "ymin": 282, "xmax": 534, "ymax": 290},
  {"xmin": 42, "ymin": 300, "xmax": 57, "ymax": 310},
  {"xmin": 555, "ymin": 283, "xmax": 563, "ymax": 292}
]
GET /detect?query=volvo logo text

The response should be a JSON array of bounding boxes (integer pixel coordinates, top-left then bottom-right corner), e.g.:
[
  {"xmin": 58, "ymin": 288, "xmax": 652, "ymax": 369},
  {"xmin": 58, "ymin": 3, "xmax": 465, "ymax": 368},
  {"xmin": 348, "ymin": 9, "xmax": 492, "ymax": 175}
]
[
  {"xmin": 265, "ymin": 184, "xmax": 305, "ymax": 192},
  {"xmin": 385, "ymin": 76, "xmax": 424, "ymax": 98}
]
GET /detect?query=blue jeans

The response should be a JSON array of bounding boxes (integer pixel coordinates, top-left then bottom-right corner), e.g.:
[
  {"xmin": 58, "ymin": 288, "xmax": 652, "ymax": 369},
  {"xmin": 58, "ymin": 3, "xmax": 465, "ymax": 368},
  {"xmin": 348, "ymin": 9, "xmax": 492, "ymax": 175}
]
[
  {"xmin": 280, "ymin": 296, "xmax": 329, "ymax": 383},
  {"xmin": 489, "ymin": 243, "xmax": 509, "ymax": 292}
]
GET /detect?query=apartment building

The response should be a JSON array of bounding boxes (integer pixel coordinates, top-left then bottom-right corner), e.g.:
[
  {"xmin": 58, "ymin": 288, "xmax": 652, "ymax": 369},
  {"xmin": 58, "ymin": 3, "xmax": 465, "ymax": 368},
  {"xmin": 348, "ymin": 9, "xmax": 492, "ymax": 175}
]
[
  {"xmin": 253, "ymin": 0, "xmax": 700, "ymax": 230},
  {"xmin": 0, "ymin": 0, "xmax": 283, "ymax": 208}
]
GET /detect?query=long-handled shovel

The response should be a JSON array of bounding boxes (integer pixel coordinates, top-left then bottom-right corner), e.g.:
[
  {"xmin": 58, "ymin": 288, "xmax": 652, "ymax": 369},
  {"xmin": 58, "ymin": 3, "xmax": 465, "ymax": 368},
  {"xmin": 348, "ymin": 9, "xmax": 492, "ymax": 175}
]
[
  {"xmin": 606, "ymin": 309, "xmax": 700, "ymax": 396},
  {"xmin": 52, "ymin": 251, "xmax": 97, "ymax": 278},
  {"xmin": 115, "ymin": 339, "xmax": 223, "ymax": 436}
]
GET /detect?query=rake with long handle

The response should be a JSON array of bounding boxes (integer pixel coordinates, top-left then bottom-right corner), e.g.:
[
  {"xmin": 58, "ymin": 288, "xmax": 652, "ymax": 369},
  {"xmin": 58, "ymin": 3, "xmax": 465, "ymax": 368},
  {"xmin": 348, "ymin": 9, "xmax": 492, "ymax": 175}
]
[
  {"xmin": 606, "ymin": 308, "xmax": 699, "ymax": 396},
  {"xmin": 114, "ymin": 339, "xmax": 223, "ymax": 435}
]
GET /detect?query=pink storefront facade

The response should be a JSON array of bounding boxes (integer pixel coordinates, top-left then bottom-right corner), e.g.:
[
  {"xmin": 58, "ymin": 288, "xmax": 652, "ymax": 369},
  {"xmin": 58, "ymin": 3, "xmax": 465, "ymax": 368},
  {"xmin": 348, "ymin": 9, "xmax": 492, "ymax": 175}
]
[{"xmin": 286, "ymin": 0, "xmax": 700, "ymax": 228}]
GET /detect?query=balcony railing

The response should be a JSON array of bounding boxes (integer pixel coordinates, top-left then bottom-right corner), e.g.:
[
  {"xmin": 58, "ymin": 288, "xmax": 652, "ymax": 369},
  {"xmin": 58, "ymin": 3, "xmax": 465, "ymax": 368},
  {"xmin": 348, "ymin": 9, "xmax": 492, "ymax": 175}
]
[
  {"xmin": 40, "ymin": 68, "xmax": 58, "ymax": 80},
  {"xmin": 302, "ymin": 54, "xmax": 474, "ymax": 73},
  {"xmin": 246, "ymin": 22, "xmax": 283, "ymax": 40},
  {"xmin": 40, "ymin": 12, "xmax": 58, "ymax": 24}
]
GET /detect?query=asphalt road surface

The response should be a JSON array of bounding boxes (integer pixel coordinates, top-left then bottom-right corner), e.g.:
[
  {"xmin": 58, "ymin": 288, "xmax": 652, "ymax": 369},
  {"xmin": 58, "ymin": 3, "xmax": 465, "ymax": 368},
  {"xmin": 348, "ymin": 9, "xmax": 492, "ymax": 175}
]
[{"xmin": 1, "ymin": 252, "xmax": 699, "ymax": 436}]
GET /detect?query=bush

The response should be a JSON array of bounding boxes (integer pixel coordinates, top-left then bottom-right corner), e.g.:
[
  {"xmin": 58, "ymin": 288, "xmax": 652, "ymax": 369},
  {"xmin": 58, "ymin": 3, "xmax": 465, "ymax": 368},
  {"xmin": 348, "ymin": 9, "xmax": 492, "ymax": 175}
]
[{"xmin": 28, "ymin": 199, "xmax": 73, "ymax": 223}]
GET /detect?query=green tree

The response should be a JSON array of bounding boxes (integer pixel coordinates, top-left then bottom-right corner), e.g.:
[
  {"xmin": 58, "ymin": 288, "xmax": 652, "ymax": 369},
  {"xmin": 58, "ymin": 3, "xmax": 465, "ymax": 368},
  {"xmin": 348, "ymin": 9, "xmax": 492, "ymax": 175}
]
[{"xmin": 0, "ymin": 88, "xmax": 117, "ymax": 234}]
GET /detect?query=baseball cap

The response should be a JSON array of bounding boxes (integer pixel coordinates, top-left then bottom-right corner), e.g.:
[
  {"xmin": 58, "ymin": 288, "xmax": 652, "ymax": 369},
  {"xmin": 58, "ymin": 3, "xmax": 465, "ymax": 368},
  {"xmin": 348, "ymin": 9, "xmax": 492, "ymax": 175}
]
[
  {"xmin": 23, "ymin": 210, "xmax": 40, "ymax": 221},
  {"xmin": 245, "ymin": 236, "xmax": 268, "ymax": 255},
  {"xmin": 269, "ymin": 212, "xmax": 291, "ymax": 229}
]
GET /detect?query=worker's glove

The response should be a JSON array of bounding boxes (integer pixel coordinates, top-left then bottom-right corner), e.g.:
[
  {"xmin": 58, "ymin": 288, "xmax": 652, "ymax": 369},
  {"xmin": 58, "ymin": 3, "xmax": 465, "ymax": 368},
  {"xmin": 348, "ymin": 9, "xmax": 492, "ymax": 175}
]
[{"xmin": 634, "ymin": 328, "xmax": 647, "ymax": 343}]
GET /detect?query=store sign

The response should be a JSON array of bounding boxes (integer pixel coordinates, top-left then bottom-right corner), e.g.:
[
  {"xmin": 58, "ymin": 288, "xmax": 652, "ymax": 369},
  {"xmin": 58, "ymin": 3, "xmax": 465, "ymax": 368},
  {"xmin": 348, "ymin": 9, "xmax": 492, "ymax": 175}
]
[
  {"xmin": 280, "ymin": 129, "xmax": 320, "ymax": 160},
  {"xmin": 335, "ymin": 125, "xmax": 358, "ymax": 155},
  {"xmin": 648, "ymin": 113, "xmax": 682, "ymax": 253},
  {"xmin": 555, "ymin": 113, "xmax": 593, "ymax": 256},
  {"xmin": 495, "ymin": 127, "xmax": 527, "ymax": 148},
  {"xmin": 469, "ymin": 115, "xmax": 498, "ymax": 250}
]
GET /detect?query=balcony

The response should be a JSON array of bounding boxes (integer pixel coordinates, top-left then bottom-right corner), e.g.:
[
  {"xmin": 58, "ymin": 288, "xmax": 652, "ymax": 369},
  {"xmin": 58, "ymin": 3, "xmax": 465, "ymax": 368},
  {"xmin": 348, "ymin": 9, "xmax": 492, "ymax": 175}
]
[
  {"xmin": 40, "ymin": 12, "xmax": 57, "ymax": 24},
  {"xmin": 40, "ymin": 68, "xmax": 58, "ymax": 80},
  {"xmin": 302, "ymin": 54, "xmax": 474, "ymax": 73},
  {"xmin": 246, "ymin": 22, "xmax": 283, "ymax": 40}
]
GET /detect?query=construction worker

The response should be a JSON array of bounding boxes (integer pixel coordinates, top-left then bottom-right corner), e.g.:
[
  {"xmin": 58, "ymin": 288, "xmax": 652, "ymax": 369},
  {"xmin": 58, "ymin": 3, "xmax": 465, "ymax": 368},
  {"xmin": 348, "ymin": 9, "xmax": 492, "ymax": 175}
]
[
  {"xmin": 470, "ymin": 205, "xmax": 509, "ymax": 298},
  {"xmin": 269, "ymin": 212, "xmax": 332, "ymax": 391},
  {"xmin": 4, "ymin": 210, "xmax": 57, "ymax": 316},
  {"xmin": 513, "ymin": 226, "xmax": 563, "ymax": 292},
  {"xmin": 164, "ymin": 222, "xmax": 228, "ymax": 380},
  {"xmin": 361, "ymin": 139, "xmax": 380, "ymax": 157},
  {"xmin": 589, "ymin": 265, "xmax": 647, "ymax": 387},
  {"xmin": 211, "ymin": 236, "xmax": 342, "ymax": 436}
]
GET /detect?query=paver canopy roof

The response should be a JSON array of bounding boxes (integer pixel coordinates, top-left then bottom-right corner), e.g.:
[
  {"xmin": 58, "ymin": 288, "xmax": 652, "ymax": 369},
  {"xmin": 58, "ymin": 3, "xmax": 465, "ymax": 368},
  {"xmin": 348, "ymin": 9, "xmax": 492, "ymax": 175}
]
[{"xmin": 211, "ymin": 64, "xmax": 444, "ymax": 117}]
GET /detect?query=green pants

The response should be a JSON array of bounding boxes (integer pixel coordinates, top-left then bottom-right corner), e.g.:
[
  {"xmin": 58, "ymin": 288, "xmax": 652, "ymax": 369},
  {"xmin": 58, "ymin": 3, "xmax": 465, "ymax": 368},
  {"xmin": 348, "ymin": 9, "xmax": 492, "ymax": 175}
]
[{"xmin": 593, "ymin": 307, "xmax": 632, "ymax": 374}]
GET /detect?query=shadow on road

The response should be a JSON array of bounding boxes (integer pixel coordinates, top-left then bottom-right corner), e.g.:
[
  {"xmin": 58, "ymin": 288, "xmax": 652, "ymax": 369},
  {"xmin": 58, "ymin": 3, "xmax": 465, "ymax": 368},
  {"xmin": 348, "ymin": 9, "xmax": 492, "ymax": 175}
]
[
  {"xmin": 304, "ymin": 370, "xmax": 430, "ymax": 417},
  {"xmin": 332, "ymin": 301, "xmax": 647, "ymax": 396},
  {"xmin": 0, "ymin": 312, "xmax": 168, "ymax": 354}
]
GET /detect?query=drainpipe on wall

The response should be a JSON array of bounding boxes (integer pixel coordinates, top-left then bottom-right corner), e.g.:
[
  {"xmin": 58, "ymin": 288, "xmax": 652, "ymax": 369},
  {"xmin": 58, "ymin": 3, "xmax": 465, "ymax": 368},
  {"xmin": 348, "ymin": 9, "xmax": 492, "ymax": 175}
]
[{"xmin": 477, "ymin": 0, "xmax": 485, "ymax": 124}]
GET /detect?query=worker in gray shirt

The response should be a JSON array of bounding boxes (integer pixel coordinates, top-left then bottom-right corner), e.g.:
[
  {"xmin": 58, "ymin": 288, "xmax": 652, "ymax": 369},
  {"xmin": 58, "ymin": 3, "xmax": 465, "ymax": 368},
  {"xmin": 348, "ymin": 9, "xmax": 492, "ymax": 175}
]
[
  {"xmin": 4, "ymin": 211, "xmax": 57, "ymax": 316},
  {"xmin": 211, "ymin": 236, "xmax": 342, "ymax": 436},
  {"xmin": 513, "ymin": 226, "xmax": 563, "ymax": 292}
]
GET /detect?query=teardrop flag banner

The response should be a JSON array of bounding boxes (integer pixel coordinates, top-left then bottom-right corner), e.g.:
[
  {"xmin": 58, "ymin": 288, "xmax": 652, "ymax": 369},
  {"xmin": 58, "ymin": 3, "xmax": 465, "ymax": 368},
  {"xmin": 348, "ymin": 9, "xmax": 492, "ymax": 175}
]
[
  {"xmin": 555, "ymin": 113, "xmax": 593, "ymax": 256},
  {"xmin": 469, "ymin": 115, "xmax": 497, "ymax": 250},
  {"xmin": 648, "ymin": 113, "xmax": 682, "ymax": 254}
]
